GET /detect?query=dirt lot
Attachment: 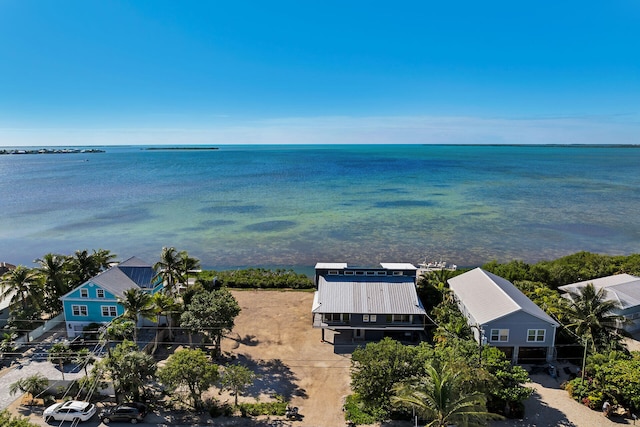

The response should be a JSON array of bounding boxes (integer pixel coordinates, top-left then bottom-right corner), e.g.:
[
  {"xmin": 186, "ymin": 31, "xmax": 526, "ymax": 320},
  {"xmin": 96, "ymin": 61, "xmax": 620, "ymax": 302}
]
[{"xmin": 219, "ymin": 289, "xmax": 353, "ymax": 426}]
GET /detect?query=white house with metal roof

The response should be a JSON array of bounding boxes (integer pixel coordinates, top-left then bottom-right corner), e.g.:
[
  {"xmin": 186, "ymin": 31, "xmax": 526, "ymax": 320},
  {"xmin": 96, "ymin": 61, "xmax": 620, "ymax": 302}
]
[
  {"xmin": 448, "ymin": 268, "xmax": 559, "ymax": 364},
  {"xmin": 312, "ymin": 262, "xmax": 427, "ymax": 351},
  {"xmin": 61, "ymin": 257, "xmax": 163, "ymax": 338},
  {"xmin": 559, "ymin": 274, "xmax": 640, "ymax": 333}
]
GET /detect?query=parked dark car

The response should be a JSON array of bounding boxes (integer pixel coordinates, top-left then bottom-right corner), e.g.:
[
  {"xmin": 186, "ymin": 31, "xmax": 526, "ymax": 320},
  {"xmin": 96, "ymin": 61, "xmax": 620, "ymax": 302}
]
[{"xmin": 100, "ymin": 402, "xmax": 147, "ymax": 424}]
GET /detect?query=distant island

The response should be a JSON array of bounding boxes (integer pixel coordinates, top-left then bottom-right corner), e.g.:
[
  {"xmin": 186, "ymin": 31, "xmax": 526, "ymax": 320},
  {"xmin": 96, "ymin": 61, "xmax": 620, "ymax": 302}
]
[
  {"xmin": 144, "ymin": 147, "xmax": 219, "ymax": 151},
  {"xmin": 0, "ymin": 148, "xmax": 105, "ymax": 155}
]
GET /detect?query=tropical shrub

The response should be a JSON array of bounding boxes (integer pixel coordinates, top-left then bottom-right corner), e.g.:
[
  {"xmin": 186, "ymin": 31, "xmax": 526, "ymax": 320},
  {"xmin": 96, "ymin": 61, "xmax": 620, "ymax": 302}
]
[
  {"xmin": 236, "ymin": 400, "xmax": 287, "ymax": 416},
  {"xmin": 0, "ymin": 410, "xmax": 39, "ymax": 427},
  {"xmin": 343, "ymin": 394, "xmax": 385, "ymax": 425},
  {"xmin": 198, "ymin": 268, "xmax": 313, "ymax": 289}
]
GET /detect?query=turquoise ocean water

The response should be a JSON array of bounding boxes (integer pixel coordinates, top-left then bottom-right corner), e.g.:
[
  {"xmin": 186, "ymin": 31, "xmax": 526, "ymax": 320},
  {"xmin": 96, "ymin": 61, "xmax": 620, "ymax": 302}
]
[{"xmin": 1, "ymin": 144, "xmax": 639, "ymax": 270}]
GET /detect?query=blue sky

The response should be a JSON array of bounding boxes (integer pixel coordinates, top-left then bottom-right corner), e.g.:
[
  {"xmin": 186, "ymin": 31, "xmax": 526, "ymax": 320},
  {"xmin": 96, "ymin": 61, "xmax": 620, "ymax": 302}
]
[{"xmin": 1, "ymin": 1, "xmax": 639, "ymax": 145}]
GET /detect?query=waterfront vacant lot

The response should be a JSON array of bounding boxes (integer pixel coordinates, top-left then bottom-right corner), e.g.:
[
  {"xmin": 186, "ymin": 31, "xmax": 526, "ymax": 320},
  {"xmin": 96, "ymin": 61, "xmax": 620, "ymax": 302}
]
[{"xmin": 220, "ymin": 289, "xmax": 353, "ymax": 426}]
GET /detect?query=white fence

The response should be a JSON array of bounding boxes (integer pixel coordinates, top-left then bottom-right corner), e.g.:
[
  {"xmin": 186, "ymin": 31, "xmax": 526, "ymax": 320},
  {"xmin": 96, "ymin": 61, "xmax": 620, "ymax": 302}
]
[{"xmin": 15, "ymin": 313, "xmax": 65, "ymax": 345}]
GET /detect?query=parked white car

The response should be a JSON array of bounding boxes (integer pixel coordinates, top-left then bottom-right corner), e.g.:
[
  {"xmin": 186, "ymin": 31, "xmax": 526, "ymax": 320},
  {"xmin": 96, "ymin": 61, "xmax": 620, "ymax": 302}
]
[{"xmin": 43, "ymin": 400, "xmax": 96, "ymax": 423}]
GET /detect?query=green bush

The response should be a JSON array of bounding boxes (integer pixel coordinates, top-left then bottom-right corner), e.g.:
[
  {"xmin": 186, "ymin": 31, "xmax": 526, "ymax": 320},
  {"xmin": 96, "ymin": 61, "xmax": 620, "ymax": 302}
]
[
  {"xmin": 208, "ymin": 401, "xmax": 233, "ymax": 418},
  {"xmin": 198, "ymin": 268, "xmax": 313, "ymax": 289},
  {"xmin": 236, "ymin": 401, "xmax": 287, "ymax": 416},
  {"xmin": 343, "ymin": 394, "xmax": 386, "ymax": 425},
  {"xmin": 565, "ymin": 378, "xmax": 595, "ymax": 404}
]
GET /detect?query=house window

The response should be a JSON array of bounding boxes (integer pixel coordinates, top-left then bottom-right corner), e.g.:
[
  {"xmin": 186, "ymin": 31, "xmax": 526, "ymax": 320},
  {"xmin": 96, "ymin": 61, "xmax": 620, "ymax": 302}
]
[
  {"xmin": 323, "ymin": 313, "xmax": 349, "ymax": 323},
  {"xmin": 490, "ymin": 329, "xmax": 509, "ymax": 342},
  {"xmin": 363, "ymin": 314, "xmax": 377, "ymax": 322},
  {"xmin": 386, "ymin": 314, "xmax": 411, "ymax": 323},
  {"xmin": 72, "ymin": 305, "xmax": 88, "ymax": 317},
  {"xmin": 80, "ymin": 289, "xmax": 88, "ymax": 298},
  {"xmin": 101, "ymin": 306, "xmax": 117, "ymax": 317},
  {"xmin": 527, "ymin": 329, "xmax": 546, "ymax": 342},
  {"xmin": 328, "ymin": 270, "xmax": 338, "ymax": 275},
  {"xmin": 393, "ymin": 271, "xmax": 402, "ymax": 276},
  {"xmin": 96, "ymin": 289, "xmax": 105, "ymax": 298}
]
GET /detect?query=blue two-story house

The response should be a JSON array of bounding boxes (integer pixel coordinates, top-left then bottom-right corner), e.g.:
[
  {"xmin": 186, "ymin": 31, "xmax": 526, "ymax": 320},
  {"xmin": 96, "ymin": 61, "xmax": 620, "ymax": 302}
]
[{"xmin": 61, "ymin": 256, "xmax": 163, "ymax": 338}]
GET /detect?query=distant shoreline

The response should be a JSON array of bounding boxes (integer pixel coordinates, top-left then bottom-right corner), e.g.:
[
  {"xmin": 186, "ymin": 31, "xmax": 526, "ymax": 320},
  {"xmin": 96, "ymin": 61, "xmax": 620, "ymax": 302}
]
[
  {"xmin": 0, "ymin": 148, "xmax": 105, "ymax": 155},
  {"xmin": 143, "ymin": 147, "xmax": 219, "ymax": 151}
]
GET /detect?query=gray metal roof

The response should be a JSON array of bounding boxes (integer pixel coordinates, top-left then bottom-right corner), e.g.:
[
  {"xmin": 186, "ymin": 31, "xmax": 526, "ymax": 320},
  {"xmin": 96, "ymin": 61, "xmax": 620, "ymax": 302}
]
[
  {"xmin": 312, "ymin": 276, "xmax": 425, "ymax": 315},
  {"xmin": 62, "ymin": 257, "xmax": 156, "ymax": 299},
  {"xmin": 559, "ymin": 274, "xmax": 640, "ymax": 310},
  {"xmin": 315, "ymin": 262, "xmax": 416, "ymax": 271},
  {"xmin": 88, "ymin": 267, "xmax": 143, "ymax": 298},
  {"xmin": 379, "ymin": 263, "xmax": 417, "ymax": 271},
  {"xmin": 119, "ymin": 256, "xmax": 152, "ymax": 268},
  {"xmin": 315, "ymin": 262, "xmax": 348, "ymax": 269},
  {"xmin": 448, "ymin": 268, "xmax": 559, "ymax": 326}
]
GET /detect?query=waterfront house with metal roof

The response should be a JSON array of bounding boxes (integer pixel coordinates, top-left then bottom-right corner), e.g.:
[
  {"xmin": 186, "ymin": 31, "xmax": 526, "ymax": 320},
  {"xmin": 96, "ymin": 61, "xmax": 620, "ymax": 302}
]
[
  {"xmin": 448, "ymin": 268, "xmax": 559, "ymax": 364},
  {"xmin": 559, "ymin": 273, "xmax": 640, "ymax": 333},
  {"xmin": 312, "ymin": 262, "xmax": 427, "ymax": 351},
  {"xmin": 61, "ymin": 256, "xmax": 163, "ymax": 338}
]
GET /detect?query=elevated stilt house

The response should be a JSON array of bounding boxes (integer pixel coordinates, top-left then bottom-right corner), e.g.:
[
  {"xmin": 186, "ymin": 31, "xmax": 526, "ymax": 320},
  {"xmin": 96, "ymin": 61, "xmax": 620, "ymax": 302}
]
[
  {"xmin": 449, "ymin": 268, "xmax": 559, "ymax": 364},
  {"xmin": 311, "ymin": 262, "xmax": 427, "ymax": 352},
  {"xmin": 559, "ymin": 274, "xmax": 640, "ymax": 333}
]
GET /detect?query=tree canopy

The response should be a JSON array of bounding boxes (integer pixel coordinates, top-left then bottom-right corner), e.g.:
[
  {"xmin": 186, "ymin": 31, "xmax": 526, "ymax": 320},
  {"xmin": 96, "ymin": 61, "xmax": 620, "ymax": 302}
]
[
  {"xmin": 97, "ymin": 340, "xmax": 157, "ymax": 402},
  {"xmin": 157, "ymin": 348, "xmax": 219, "ymax": 409},
  {"xmin": 220, "ymin": 363, "xmax": 256, "ymax": 406},
  {"xmin": 351, "ymin": 338, "xmax": 434, "ymax": 413},
  {"xmin": 180, "ymin": 288, "xmax": 240, "ymax": 357}
]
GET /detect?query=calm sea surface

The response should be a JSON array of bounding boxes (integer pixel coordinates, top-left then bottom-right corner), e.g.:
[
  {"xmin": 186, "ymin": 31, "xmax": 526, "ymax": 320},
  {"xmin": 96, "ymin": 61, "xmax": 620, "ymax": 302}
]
[{"xmin": 1, "ymin": 144, "xmax": 639, "ymax": 271}]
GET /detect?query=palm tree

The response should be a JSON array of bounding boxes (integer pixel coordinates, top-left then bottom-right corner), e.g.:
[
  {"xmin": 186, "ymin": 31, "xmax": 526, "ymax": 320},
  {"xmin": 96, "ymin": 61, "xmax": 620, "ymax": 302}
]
[
  {"xmin": 425, "ymin": 269, "xmax": 456, "ymax": 303},
  {"xmin": 0, "ymin": 331, "xmax": 17, "ymax": 360},
  {"xmin": 48, "ymin": 342, "xmax": 71, "ymax": 380},
  {"xmin": 117, "ymin": 288, "xmax": 155, "ymax": 343},
  {"xmin": 179, "ymin": 250, "xmax": 200, "ymax": 291},
  {"xmin": 0, "ymin": 265, "xmax": 42, "ymax": 312},
  {"xmin": 565, "ymin": 283, "xmax": 625, "ymax": 353},
  {"xmin": 154, "ymin": 247, "xmax": 184, "ymax": 294},
  {"xmin": 92, "ymin": 249, "xmax": 117, "ymax": 271},
  {"xmin": 152, "ymin": 292, "xmax": 180, "ymax": 342},
  {"xmin": 73, "ymin": 347, "xmax": 96, "ymax": 377},
  {"xmin": 69, "ymin": 249, "xmax": 99, "ymax": 286},
  {"xmin": 391, "ymin": 364, "xmax": 501, "ymax": 427},
  {"xmin": 102, "ymin": 341, "xmax": 157, "ymax": 403},
  {"xmin": 9, "ymin": 373, "xmax": 49, "ymax": 405},
  {"xmin": 35, "ymin": 253, "xmax": 70, "ymax": 314}
]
